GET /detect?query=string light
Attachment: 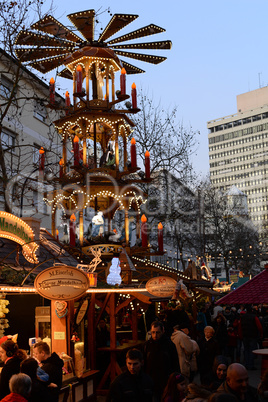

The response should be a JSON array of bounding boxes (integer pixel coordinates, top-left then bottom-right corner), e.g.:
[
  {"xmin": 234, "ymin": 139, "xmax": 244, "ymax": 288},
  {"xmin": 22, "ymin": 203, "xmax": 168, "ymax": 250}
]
[
  {"xmin": 0, "ymin": 212, "xmax": 38, "ymax": 264},
  {"xmin": 108, "ymin": 24, "xmax": 166, "ymax": 45}
]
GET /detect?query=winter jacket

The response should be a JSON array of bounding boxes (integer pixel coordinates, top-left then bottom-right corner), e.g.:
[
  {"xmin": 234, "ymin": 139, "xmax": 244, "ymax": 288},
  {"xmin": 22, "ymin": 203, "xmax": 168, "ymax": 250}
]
[
  {"xmin": 171, "ymin": 330, "xmax": 199, "ymax": 378},
  {"xmin": 41, "ymin": 352, "xmax": 64, "ymax": 402},
  {"xmin": 143, "ymin": 334, "xmax": 179, "ymax": 400},
  {"xmin": 28, "ymin": 378, "xmax": 51, "ymax": 402},
  {"xmin": 0, "ymin": 392, "xmax": 28, "ymax": 402},
  {"xmin": 0, "ymin": 357, "xmax": 23, "ymax": 399},
  {"xmin": 106, "ymin": 369, "xmax": 153, "ymax": 402},
  {"xmin": 215, "ymin": 381, "xmax": 258, "ymax": 402},
  {"xmin": 41, "ymin": 352, "xmax": 63, "ymax": 389},
  {"xmin": 239, "ymin": 313, "xmax": 263, "ymax": 340}
]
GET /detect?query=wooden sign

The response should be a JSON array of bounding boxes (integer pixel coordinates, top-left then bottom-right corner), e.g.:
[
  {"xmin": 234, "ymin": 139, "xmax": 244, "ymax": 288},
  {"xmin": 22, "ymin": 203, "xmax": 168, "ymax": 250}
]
[
  {"xmin": 34, "ymin": 265, "xmax": 89, "ymax": 301},
  {"xmin": 76, "ymin": 299, "xmax": 89, "ymax": 325},
  {"xmin": 146, "ymin": 276, "xmax": 177, "ymax": 297}
]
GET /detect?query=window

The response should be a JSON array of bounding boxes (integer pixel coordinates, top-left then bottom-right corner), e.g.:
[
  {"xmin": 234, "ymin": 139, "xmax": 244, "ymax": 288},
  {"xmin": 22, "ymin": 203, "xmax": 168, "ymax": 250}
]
[
  {"xmin": 215, "ymin": 125, "xmax": 224, "ymax": 132},
  {"xmin": 0, "ymin": 75, "xmax": 13, "ymax": 99},
  {"xmin": 32, "ymin": 145, "xmax": 40, "ymax": 165},
  {"xmin": 34, "ymin": 100, "xmax": 47, "ymax": 122},
  {"xmin": 1, "ymin": 128, "xmax": 16, "ymax": 151},
  {"xmin": 253, "ymin": 114, "xmax": 261, "ymax": 122},
  {"xmin": 233, "ymin": 120, "xmax": 242, "ymax": 127}
]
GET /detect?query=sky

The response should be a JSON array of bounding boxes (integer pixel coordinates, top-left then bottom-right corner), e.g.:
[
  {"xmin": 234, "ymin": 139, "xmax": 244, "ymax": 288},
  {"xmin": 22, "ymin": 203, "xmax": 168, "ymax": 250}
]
[{"xmin": 44, "ymin": 0, "xmax": 268, "ymax": 178}]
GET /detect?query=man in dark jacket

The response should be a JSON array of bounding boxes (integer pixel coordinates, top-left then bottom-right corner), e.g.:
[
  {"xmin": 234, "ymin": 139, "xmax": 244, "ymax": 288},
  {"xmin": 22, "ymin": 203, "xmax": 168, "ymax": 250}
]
[
  {"xmin": 106, "ymin": 348, "xmax": 153, "ymax": 402},
  {"xmin": 213, "ymin": 363, "xmax": 258, "ymax": 401},
  {"xmin": 239, "ymin": 305, "xmax": 263, "ymax": 370},
  {"xmin": 143, "ymin": 321, "xmax": 179, "ymax": 402},
  {"xmin": 33, "ymin": 341, "xmax": 63, "ymax": 402}
]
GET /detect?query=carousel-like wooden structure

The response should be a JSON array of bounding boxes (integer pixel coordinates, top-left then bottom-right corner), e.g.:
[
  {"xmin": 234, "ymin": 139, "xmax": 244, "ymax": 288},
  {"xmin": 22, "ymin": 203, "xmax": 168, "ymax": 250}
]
[
  {"xmin": 13, "ymin": 9, "xmax": 214, "ymax": 396},
  {"xmin": 14, "ymin": 7, "xmax": 174, "ymax": 278}
]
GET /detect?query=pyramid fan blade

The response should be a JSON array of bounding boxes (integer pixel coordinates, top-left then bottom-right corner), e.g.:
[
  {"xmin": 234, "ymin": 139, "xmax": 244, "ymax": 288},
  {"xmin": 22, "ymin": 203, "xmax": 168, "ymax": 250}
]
[
  {"xmin": 112, "ymin": 40, "xmax": 172, "ymax": 50},
  {"xmin": 115, "ymin": 50, "xmax": 166, "ymax": 65},
  {"xmin": 107, "ymin": 24, "xmax": 166, "ymax": 45},
  {"xmin": 121, "ymin": 61, "xmax": 145, "ymax": 74},
  {"xmin": 14, "ymin": 30, "xmax": 76, "ymax": 47},
  {"xmin": 31, "ymin": 15, "xmax": 81, "ymax": 43},
  {"xmin": 27, "ymin": 55, "xmax": 66, "ymax": 73},
  {"xmin": 67, "ymin": 9, "xmax": 95, "ymax": 41},
  {"xmin": 15, "ymin": 47, "xmax": 74, "ymax": 62},
  {"xmin": 98, "ymin": 14, "xmax": 138, "ymax": 42}
]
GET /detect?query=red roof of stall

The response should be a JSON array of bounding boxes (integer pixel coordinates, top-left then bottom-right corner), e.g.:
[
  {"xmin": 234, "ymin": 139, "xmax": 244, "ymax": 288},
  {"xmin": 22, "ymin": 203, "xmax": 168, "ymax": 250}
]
[{"xmin": 216, "ymin": 267, "xmax": 268, "ymax": 304}]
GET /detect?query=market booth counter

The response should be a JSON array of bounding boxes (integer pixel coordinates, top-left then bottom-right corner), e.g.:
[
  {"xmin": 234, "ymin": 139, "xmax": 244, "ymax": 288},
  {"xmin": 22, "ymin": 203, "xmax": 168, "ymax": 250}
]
[{"xmin": 59, "ymin": 361, "xmax": 99, "ymax": 402}]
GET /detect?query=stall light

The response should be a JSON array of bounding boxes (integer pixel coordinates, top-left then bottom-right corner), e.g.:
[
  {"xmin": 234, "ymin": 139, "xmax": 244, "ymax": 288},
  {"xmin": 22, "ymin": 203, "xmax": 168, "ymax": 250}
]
[{"xmin": 0, "ymin": 287, "xmax": 37, "ymax": 293}]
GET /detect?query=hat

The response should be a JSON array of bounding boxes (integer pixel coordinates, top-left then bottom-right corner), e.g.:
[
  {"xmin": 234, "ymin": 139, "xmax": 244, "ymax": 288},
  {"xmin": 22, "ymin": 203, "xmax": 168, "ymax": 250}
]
[{"xmin": 178, "ymin": 322, "xmax": 189, "ymax": 330}]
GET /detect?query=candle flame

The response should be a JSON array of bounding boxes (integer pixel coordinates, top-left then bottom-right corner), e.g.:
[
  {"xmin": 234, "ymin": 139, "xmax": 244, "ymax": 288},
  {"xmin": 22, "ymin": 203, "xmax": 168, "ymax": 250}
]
[
  {"xmin": 131, "ymin": 82, "xmax": 136, "ymax": 89},
  {"xmin": 145, "ymin": 150, "xmax": 150, "ymax": 157},
  {"xmin": 65, "ymin": 91, "xmax": 70, "ymax": 97},
  {"xmin": 158, "ymin": 222, "xmax": 163, "ymax": 230},
  {"xmin": 73, "ymin": 135, "xmax": 79, "ymax": 143},
  {"xmin": 70, "ymin": 213, "xmax": 76, "ymax": 222},
  {"xmin": 131, "ymin": 138, "xmax": 136, "ymax": 145},
  {"xmin": 59, "ymin": 158, "xmax": 64, "ymax": 166},
  {"xmin": 49, "ymin": 77, "xmax": 55, "ymax": 84},
  {"xmin": 76, "ymin": 65, "xmax": 82, "ymax": 72},
  {"xmin": 141, "ymin": 214, "xmax": 147, "ymax": 223},
  {"xmin": 121, "ymin": 68, "xmax": 126, "ymax": 74},
  {"xmin": 39, "ymin": 147, "xmax": 45, "ymax": 154}
]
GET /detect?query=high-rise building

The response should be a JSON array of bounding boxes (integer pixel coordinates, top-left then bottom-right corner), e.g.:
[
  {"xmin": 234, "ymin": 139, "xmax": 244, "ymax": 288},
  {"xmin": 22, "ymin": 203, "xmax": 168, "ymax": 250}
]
[{"xmin": 208, "ymin": 86, "xmax": 268, "ymax": 234}]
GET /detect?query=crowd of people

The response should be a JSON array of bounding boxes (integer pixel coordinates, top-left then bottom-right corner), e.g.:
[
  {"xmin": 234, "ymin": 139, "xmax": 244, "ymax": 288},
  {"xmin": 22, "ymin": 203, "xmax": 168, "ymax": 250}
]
[
  {"xmin": 107, "ymin": 302, "xmax": 268, "ymax": 402},
  {"xmin": 0, "ymin": 302, "xmax": 267, "ymax": 402},
  {"xmin": 0, "ymin": 340, "xmax": 63, "ymax": 402}
]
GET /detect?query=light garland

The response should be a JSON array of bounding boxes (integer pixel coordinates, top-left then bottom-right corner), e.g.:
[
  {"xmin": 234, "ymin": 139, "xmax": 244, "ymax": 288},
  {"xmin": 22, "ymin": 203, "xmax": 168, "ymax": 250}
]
[
  {"xmin": 131, "ymin": 256, "xmax": 206, "ymax": 280},
  {"xmin": 30, "ymin": 14, "xmax": 81, "ymax": 42},
  {"xmin": 0, "ymin": 286, "xmax": 150, "ymax": 295},
  {"xmin": 65, "ymin": 56, "xmax": 120, "ymax": 76},
  {"xmin": 0, "ymin": 287, "xmax": 36, "ymax": 293},
  {"xmin": 107, "ymin": 24, "xmax": 166, "ymax": 45},
  {"xmin": 99, "ymin": 14, "xmax": 138, "ymax": 42},
  {"xmin": 44, "ymin": 188, "xmax": 147, "ymax": 213},
  {"xmin": 55, "ymin": 116, "xmax": 129, "ymax": 139},
  {"xmin": 0, "ymin": 212, "xmax": 39, "ymax": 264}
]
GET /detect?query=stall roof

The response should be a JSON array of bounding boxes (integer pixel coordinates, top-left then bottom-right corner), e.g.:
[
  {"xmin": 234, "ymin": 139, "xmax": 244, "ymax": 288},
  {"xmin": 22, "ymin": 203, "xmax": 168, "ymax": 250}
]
[
  {"xmin": 194, "ymin": 287, "xmax": 219, "ymax": 297},
  {"xmin": 0, "ymin": 229, "xmax": 80, "ymax": 283},
  {"xmin": 216, "ymin": 267, "xmax": 268, "ymax": 305}
]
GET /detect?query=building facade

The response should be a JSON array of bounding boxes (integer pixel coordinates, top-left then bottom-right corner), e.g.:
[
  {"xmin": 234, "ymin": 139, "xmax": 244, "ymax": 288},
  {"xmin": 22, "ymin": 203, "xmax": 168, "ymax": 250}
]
[
  {"xmin": 208, "ymin": 86, "xmax": 268, "ymax": 236},
  {"xmin": 0, "ymin": 48, "xmax": 65, "ymax": 231}
]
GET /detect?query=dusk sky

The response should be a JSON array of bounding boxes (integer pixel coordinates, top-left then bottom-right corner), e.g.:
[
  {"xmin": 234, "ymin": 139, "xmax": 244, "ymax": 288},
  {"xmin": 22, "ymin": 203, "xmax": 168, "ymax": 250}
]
[{"xmin": 49, "ymin": 0, "xmax": 268, "ymax": 178}]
